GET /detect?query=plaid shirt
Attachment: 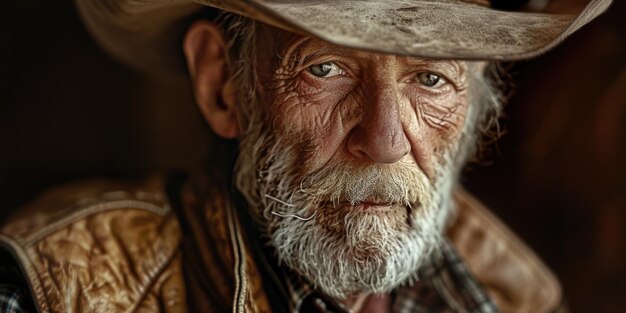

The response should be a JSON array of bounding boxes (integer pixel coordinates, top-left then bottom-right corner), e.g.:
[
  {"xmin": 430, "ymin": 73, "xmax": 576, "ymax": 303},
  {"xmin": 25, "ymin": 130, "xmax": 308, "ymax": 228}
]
[
  {"xmin": 0, "ymin": 261, "xmax": 32, "ymax": 313},
  {"xmin": 284, "ymin": 240, "xmax": 498, "ymax": 313},
  {"xmin": 0, "ymin": 240, "xmax": 496, "ymax": 313},
  {"xmin": 0, "ymin": 285, "xmax": 28, "ymax": 313}
]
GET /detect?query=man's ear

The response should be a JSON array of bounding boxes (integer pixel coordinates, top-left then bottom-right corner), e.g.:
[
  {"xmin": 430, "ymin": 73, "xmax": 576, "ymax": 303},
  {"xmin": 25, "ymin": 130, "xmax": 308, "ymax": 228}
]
[{"xmin": 183, "ymin": 20, "xmax": 239, "ymax": 139}]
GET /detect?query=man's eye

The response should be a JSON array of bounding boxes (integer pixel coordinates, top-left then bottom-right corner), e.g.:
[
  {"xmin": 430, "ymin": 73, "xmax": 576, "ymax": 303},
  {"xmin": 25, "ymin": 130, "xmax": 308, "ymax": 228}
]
[
  {"xmin": 309, "ymin": 62, "xmax": 344, "ymax": 78},
  {"xmin": 416, "ymin": 72, "xmax": 445, "ymax": 88}
]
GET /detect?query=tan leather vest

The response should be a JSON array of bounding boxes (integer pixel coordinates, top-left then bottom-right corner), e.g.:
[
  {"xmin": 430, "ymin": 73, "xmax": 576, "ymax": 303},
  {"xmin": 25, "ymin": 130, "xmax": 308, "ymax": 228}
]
[{"xmin": 0, "ymin": 176, "xmax": 562, "ymax": 313}]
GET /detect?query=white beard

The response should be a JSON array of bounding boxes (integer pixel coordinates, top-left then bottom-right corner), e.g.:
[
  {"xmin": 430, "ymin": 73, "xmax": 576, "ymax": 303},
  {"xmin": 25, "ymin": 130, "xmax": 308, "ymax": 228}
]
[
  {"xmin": 229, "ymin": 59, "xmax": 494, "ymax": 300},
  {"xmin": 235, "ymin": 130, "xmax": 459, "ymax": 299}
]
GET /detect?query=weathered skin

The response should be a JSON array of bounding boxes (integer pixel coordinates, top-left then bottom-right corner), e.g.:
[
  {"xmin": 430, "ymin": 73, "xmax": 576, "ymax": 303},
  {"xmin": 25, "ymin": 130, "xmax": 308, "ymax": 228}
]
[
  {"xmin": 256, "ymin": 25, "xmax": 469, "ymax": 180},
  {"xmin": 250, "ymin": 27, "xmax": 471, "ymax": 310}
]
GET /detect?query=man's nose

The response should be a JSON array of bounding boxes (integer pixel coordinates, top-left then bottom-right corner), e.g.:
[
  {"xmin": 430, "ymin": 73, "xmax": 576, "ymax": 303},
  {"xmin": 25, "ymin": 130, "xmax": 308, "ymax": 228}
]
[{"xmin": 346, "ymin": 85, "xmax": 410, "ymax": 164}]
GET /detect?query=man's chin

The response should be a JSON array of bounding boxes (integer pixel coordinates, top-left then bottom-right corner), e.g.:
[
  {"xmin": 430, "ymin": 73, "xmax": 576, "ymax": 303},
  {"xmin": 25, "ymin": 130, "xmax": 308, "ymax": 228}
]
[
  {"xmin": 272, "ymin": 204, "xmax": 440, "ymax": 300},
  {"xmin": 297, "ymin": 242, "xmax": 427, "ymax": 300},
  {"xmin": 315, "ymin": 203, "xmax": 412, "ymax": 238}
]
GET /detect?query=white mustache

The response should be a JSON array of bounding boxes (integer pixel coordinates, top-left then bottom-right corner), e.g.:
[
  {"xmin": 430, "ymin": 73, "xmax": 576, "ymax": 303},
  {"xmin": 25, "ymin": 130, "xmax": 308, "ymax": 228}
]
[
  {"xmin": 266, "ymin": 161, "xmax": 432, "ymax": 219},
  {"xmin": 301, "ymin": 162, "xmax": 430, "ymax": 206}
]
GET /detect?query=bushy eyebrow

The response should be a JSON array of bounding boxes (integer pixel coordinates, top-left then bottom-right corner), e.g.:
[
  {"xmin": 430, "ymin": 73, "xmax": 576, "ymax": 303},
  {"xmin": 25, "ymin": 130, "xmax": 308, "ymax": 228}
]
[
  {"xmin": 276, "ymin": 36, "xmax": 312, "ymax": 65},
  {"xmin": 277, "ymin": 36, "xmax": 355, "ymax": 67},
  {"xmin": 399, "ymin": 58, "xmax": 464, "ymax": 70},
  {"xmin": 274, "ymin": 33, "xmax": 467, "ymax": 86}
]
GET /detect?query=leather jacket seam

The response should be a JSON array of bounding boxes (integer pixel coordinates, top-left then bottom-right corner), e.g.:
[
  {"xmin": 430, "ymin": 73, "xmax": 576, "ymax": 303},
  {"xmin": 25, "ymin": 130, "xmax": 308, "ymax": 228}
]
[
  {"xmin": 24, "ymin": 200, "xmax": 170, "ymax": 246},
  {"xmin": 0, "ymin": 233, "xmax": 50, "ymax": 313},
  {"xmin": 227, "ymin": 204, "xmax": 248, "ymax": 313},
  {"xmin": 455, "ymin": 191, "xmax": 562, "ymax": 312},
  {"xmin": 127, "ymin": 245, "xmax": 182, "ymax": 313}
]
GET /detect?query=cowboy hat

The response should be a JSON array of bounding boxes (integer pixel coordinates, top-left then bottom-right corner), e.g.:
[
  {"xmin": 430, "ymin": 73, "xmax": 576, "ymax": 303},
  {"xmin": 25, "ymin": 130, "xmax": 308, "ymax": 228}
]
[{"xmin": 75, "ymin": 0, "xmax": 612, "ymax": 78}]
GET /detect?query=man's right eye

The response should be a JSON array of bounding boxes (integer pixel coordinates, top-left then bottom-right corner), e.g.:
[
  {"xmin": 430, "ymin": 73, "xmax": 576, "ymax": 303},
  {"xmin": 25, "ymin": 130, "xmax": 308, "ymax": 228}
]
[
  {"xmin": 416, "ymin": 71, "xmax": 446, "ymax": 88},
  {"xmin": 309, "ymin": 62, "xmax": 344, "ymax": 78}
]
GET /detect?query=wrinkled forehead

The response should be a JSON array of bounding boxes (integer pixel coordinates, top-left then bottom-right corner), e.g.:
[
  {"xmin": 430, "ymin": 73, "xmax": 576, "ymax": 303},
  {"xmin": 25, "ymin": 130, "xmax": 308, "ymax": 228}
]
[{"xmin": 254, "ymin": 23, "xmax": 471, "ymax": 77}]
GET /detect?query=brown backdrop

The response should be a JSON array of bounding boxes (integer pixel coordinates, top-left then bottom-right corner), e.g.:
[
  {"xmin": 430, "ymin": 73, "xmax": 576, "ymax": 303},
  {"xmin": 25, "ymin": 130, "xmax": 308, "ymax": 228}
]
[{"xmin": 1, "ymin": 1, "xmax": 624, "ymax": 312}]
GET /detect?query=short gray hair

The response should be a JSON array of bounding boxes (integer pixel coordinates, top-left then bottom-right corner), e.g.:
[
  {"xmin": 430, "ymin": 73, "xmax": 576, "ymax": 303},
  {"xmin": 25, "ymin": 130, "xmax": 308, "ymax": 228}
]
[
  {"xmin": 214, "ymin": 12, "xmax": 261, "ymax": 136},
  {"xmin": 460, "ymin": 62, "xmax": 505, "ymax": 167}
]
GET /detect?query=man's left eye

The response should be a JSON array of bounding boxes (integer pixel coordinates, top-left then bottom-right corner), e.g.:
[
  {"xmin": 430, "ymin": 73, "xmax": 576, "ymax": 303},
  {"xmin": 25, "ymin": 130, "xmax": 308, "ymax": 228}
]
[
  {"xmin": 309, "ymin": 62, "xmax": 344, "ymax": 78},
  {"xmin": 416, "ymin": 71, "xmax": 446, "ymax": 88}
]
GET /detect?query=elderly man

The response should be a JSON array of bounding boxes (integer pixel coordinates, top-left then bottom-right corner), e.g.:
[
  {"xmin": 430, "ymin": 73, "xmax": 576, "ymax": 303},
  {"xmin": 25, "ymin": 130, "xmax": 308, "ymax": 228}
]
[{"xmin": 0, "ymin": 0, "xmax": 612, "ymax": 312}]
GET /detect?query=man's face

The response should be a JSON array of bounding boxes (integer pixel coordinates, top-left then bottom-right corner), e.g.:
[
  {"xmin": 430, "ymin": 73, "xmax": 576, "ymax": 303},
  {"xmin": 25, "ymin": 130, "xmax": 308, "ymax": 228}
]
[
  {"xmin": 255, "ymin": 28, "xmax": 470, "ymax": 178},
  {"xmin": 234, "ymin": 25, "xmax": 474, "ymax": 299}
]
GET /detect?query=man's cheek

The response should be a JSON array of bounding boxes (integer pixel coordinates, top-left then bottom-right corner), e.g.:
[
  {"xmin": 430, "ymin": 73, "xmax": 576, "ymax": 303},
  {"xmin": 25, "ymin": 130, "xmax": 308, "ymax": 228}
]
[
  {"xmin": 418, "ymin": 97, "xmax": 467, "ymax": 134},
  {"xmin": 399, "ymin": 91, "xmax": 468, "ymax": 175},
  {"xmin": 273, "ymin": 77, "xmax": 351, "ymax": 133},
  {"xmin": 404, "ymin": 86, "xmax": 468, "ymax": 137}
]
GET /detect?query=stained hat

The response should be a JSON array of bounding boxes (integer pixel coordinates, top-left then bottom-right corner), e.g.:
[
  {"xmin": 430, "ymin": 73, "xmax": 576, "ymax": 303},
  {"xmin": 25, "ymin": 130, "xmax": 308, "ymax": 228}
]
[{"xmin": 75, "ymin": 0, "xmax": 612, "ymax": 78}]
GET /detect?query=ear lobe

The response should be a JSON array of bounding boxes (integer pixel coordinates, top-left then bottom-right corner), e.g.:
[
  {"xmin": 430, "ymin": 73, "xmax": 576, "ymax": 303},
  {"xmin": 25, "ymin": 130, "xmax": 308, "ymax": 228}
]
[{"xmin": 183, "ymin": 20, "xmax": 240, "ymax": 139}]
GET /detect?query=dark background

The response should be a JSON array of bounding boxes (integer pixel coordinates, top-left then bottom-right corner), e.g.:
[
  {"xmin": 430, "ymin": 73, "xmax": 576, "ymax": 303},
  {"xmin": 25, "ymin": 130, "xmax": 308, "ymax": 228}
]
[{"xmin": 1, "ymin": 1, "xmax": 624, "ymax": 312}]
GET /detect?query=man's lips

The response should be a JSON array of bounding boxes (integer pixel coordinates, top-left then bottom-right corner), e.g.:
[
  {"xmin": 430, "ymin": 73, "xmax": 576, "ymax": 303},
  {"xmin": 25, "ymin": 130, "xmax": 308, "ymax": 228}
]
[
  {"xmin": 321, "ymin": 200, "xmax": 398, "ymax": 212},
  {"xmin": 355, "ymin": 201, "xmax": 394, "ymax": 210}
]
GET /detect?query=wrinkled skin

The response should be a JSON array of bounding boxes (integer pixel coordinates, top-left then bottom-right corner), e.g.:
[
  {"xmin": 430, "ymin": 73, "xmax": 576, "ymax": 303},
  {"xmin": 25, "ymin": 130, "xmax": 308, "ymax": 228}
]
[
  {"xmin": 248, "ymin": 25, "xmax": 471, "ymax": 311},
  {"xmin": 255, "ymin": 25, "xmax": 470, "ymax": 180},
  {"xmin": 185, "ymin": 21, "xmax": 474, "ymax": 312}
]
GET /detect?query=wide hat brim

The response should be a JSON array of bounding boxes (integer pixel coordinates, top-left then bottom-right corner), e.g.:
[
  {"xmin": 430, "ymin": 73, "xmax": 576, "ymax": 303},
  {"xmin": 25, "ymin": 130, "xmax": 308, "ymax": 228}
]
[{"xmin": 75, "ymin": 0, "xmax": 612, "ymax": 78}]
